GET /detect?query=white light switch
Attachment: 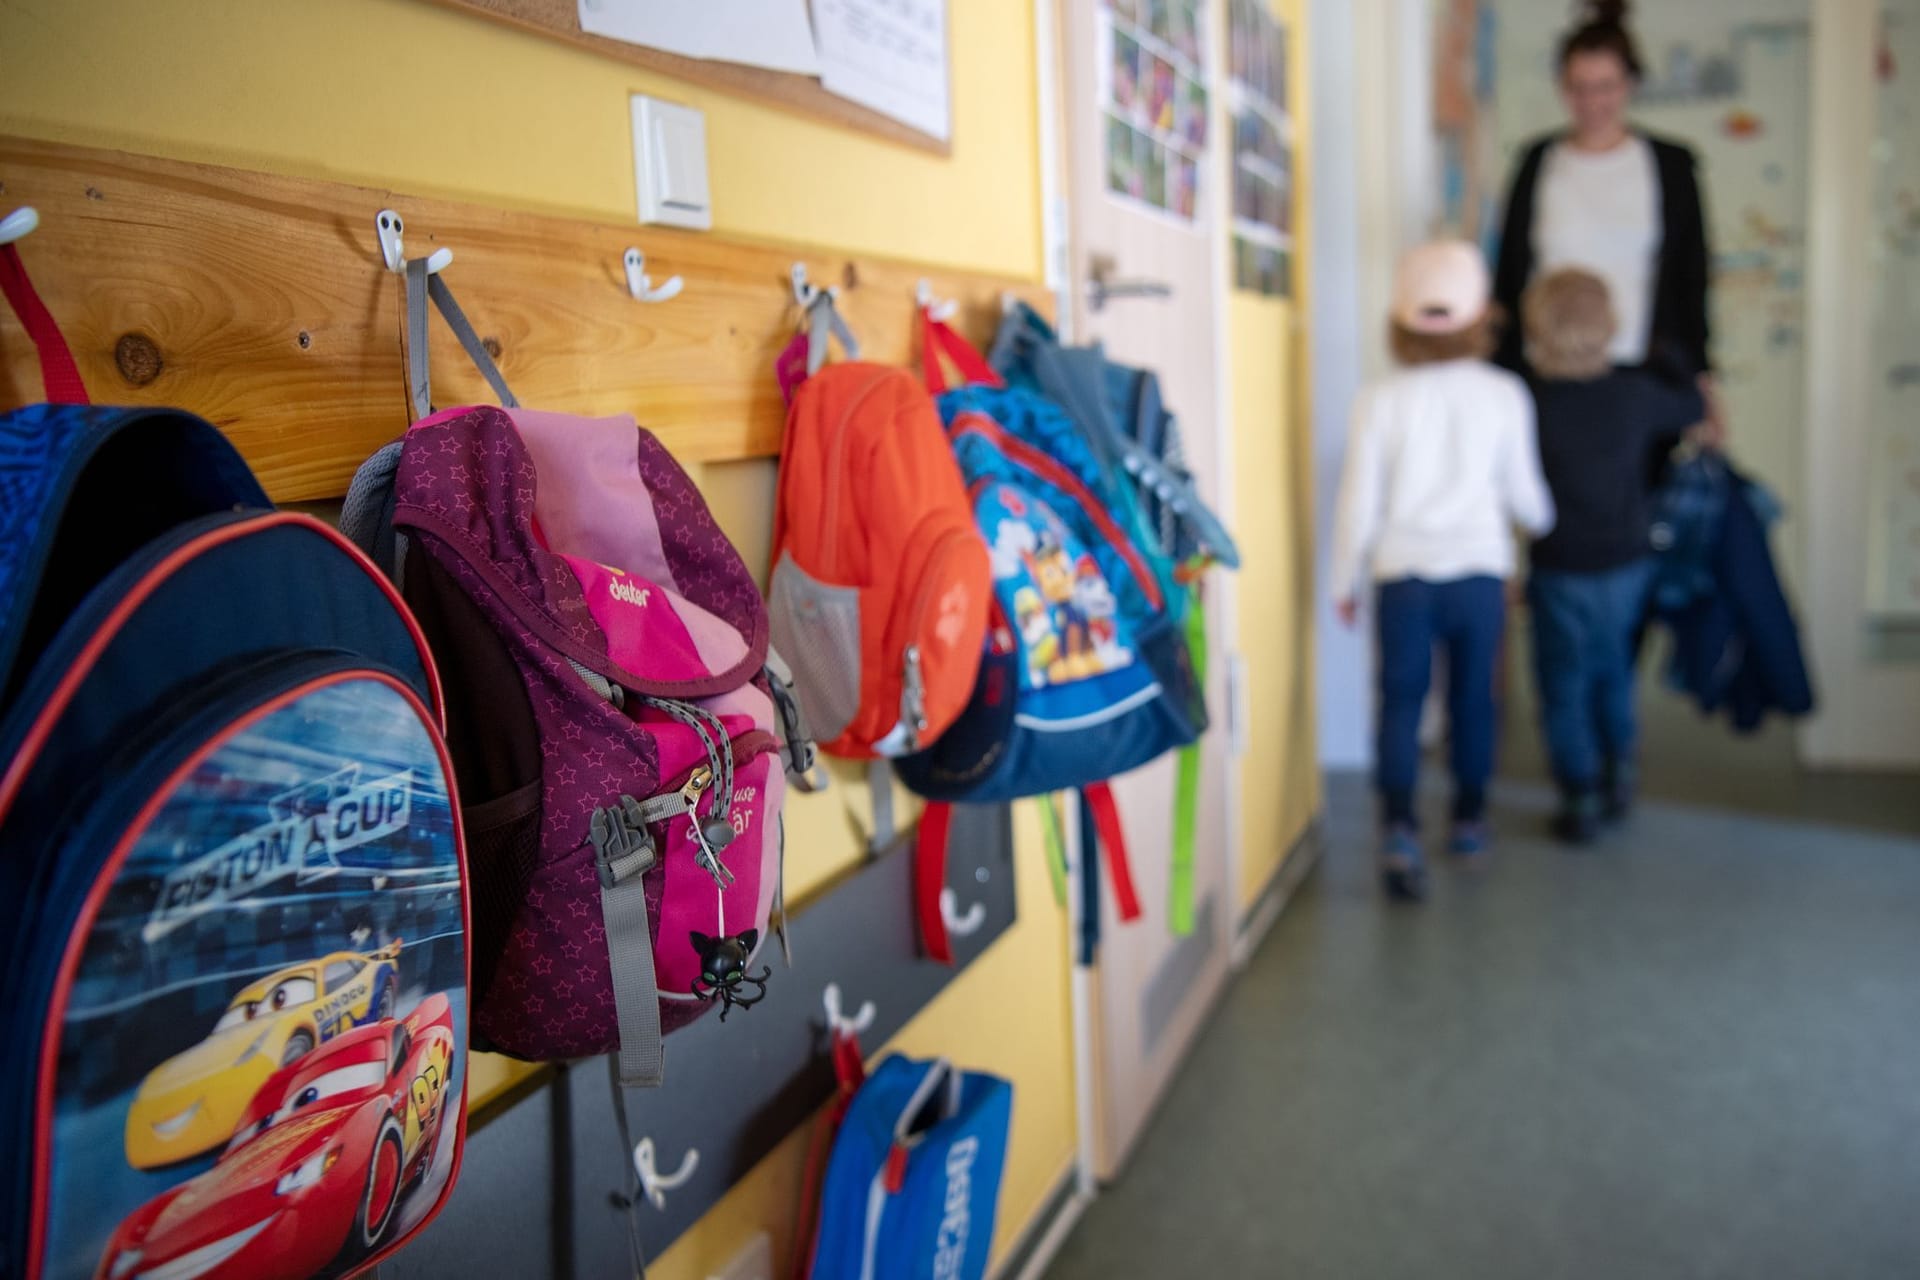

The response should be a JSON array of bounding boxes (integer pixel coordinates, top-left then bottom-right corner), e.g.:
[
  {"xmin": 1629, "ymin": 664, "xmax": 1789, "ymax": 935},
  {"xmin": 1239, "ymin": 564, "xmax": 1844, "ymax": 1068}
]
[{"xmin": 632, "ymin": 94, "xmax": 712, "ymax": 230}]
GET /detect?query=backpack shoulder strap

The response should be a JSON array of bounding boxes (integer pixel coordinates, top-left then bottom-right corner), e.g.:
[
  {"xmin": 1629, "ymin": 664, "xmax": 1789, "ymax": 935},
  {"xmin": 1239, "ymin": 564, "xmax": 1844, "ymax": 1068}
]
[
  {"xmin": 405, "ymin": 258, "xmax": 519, "ymax": 421},
  {"xmin": 0, "ymin": 241, "xmax": 87, "ymax": 406}
]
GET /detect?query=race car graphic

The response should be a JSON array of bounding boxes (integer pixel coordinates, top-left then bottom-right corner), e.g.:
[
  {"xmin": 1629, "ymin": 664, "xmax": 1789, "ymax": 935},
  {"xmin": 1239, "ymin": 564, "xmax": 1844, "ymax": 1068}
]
[
  {"xmin": 123, "ymin": 942, "xmax": 403, "ymax": 1170},
  {"xmin": 97, "ymin": 993, "xmax": 457, "ymax": 1280}
]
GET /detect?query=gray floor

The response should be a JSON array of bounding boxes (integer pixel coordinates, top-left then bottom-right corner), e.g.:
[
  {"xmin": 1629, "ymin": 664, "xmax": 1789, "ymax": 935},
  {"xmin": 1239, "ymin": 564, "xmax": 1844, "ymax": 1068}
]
[{"xmin": 1045, "ymin": 769, "xmax": 1920, "ymax": 1279}]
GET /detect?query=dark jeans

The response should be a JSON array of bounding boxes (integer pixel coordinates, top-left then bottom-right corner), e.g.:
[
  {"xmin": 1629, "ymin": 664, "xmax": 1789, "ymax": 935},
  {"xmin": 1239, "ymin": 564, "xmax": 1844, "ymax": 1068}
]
[
  {"xmin": 1528, "ymin": 558, "xmax": 1657, "ymax": 789},
  {"xmin": 1375, "ymin": 576, "xmax": 1506, "ymax": 827}
]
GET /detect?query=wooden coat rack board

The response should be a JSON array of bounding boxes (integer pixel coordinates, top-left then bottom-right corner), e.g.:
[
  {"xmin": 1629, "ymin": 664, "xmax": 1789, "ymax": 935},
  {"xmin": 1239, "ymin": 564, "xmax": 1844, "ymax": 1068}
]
[{"xmin": 0, "ymin": 137, "xmax": 1041, "ymax": 502}]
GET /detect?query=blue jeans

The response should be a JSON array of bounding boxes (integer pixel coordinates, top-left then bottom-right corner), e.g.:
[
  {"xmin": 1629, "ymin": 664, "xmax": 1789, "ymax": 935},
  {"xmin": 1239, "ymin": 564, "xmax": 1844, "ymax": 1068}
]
[
  {"xmin": 1375, "ymin": 576, "xmax": 1506, "ymax": 827},
  {"xmin": 1528, "ymin": 559, "xmax": 1656, "ymax": 789}
]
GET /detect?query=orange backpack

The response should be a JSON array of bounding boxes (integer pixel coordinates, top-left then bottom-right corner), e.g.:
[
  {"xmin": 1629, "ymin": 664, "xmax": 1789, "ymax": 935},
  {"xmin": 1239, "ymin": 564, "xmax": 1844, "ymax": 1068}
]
[{"xmin": 770, "ymin": 359, "xmax": 991, "ymax": 759}]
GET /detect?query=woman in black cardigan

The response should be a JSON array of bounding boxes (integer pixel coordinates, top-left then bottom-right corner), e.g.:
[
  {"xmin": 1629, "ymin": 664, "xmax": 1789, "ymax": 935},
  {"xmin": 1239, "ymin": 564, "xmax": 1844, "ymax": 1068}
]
[{"xmin": 1492, "ymin": 1, "xmax": 1713, "ymax": 380}]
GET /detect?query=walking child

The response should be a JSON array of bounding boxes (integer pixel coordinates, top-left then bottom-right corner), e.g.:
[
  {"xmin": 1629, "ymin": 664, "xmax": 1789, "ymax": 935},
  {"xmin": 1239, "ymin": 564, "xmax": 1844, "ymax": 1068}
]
[
  {"xmin": 1331, "ymin": 241, "xmax": 1556, "ymax": 900},
  {"xmin": 1523, "ymin": 268, "xmax": 1711, "ymax": 843}
]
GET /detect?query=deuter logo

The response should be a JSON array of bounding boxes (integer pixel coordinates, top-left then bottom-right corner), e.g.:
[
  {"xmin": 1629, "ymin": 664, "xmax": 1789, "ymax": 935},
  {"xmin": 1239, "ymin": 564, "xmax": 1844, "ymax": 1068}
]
[
  {"xmin": 931, "ymin": 1136, "xmax": 979, "ymax": 1280},
  {"xmin": 934, "ymin": 582, "xmax": 971, "ymax": 647},
  {"xmin": 610, "ymin": 578, "xmax": 652, "ymax": 607}
]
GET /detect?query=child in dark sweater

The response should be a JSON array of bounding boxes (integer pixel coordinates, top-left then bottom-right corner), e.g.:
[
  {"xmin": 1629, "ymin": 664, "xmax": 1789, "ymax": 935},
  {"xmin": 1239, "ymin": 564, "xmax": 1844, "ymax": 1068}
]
[{"xmin": 1523, "ymin": 269, "xmax": 1710, "ymax": 843}]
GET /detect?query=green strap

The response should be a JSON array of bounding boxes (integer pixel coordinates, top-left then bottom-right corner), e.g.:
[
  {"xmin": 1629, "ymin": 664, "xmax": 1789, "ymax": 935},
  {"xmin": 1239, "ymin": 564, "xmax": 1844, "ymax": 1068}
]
[
  {"xmin": 1037, "ymin": 792, "xmax": 1069, "ymax": 908},
  {"xmin": 1168, "ymin": 585, "xmax": 1208, "ymax": 936}
]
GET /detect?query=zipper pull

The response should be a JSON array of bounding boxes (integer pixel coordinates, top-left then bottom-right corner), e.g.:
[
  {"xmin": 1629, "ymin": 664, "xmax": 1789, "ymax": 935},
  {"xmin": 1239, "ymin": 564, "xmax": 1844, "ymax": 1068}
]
[
  {"xmin": 900, "ymin": 644, "xmax": 929, "ymax": 752},
  {"xmin": 681, "ymin": 767, "xmax": 737, "ymax": 889}
]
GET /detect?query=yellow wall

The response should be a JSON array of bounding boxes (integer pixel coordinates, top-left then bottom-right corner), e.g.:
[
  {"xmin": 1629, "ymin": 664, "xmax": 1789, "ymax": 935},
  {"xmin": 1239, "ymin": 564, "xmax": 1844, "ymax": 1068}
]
[
  {"xmin": 0, "ymin": 2, "xmax": 1076, "ymax": 1274},
  {"xmin": 1229, "ymin": 0, "xmax": 1321, "ymax": 916}
]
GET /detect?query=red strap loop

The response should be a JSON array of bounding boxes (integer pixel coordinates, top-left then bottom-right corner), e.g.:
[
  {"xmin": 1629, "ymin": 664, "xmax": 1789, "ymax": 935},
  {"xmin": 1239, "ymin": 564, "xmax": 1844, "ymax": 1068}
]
[
  {"xmin": 0, "ymin": 244, "xmax": 87, "ymax": 405},
  {"xmin": 919, "ymin": 308, "xmax": 1004, "ymax": 397},
  {"xmin": 915, "ymin": 800, "xmax": 957, "ymax": 965},
  {"xmin": 1084, "ymin": 782, "xmax": 1143, "ymax": 923}
]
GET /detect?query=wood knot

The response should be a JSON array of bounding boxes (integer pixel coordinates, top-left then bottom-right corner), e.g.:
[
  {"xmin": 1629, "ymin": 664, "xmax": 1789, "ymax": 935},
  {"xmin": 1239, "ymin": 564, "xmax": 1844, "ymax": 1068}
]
[
  {"xmin": 482, "ymin": 337, "xmax": 503, "ymax": 359},
  {"xmin": 114, "ymin": 332, "xmax": 163, "ymax": 386},
  {"xmin": 84, "ymin": 186, "xmax": 104, "ymax": 201},
  {"xmin": 841, "ymin": 262, "xmax": 861, "ymax": 290},
  {"xmin": 297, "ymin": 330, "xmax": 312, "ymax": 350}
]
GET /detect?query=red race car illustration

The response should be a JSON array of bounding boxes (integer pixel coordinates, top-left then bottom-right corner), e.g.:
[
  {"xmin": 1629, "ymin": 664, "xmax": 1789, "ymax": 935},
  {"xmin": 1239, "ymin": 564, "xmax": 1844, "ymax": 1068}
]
[{"xmin": 96, "ymin": 993, "xmax": 458, "ymax": 1280}]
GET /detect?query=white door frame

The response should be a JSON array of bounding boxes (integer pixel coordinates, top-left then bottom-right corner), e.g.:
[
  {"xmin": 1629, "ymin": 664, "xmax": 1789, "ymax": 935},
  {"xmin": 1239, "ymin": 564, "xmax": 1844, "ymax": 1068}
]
[{"xmin": 1801, "ymin": 0, "xmax": 1920, "ymax": 768}]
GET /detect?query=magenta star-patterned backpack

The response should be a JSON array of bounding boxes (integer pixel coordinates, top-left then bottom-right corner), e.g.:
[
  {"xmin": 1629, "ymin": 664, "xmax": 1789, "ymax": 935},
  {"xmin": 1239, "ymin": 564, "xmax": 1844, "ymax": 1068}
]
[{"xmin": 342, "ymin": 265, "xmax": 815, "ymax": 1089}]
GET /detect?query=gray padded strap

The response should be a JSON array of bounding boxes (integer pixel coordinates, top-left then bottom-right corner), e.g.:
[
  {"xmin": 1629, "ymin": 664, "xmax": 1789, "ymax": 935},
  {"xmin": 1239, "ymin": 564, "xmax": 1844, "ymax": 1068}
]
[
  {"xmin": 805, "ymin": 294, "xmax": 860, "ymax": 375},
  {"xmin": 594, "ymin": 797, "xmax": 666, "ymax": 1088},
  {"xmin": 428, "ymin": 271, "xmax": 520, "ymax": 408},
  {"xmin": 404, "ymin": 259, "xmax": 520, "ymax": 420},
  {"xmin": 340, "ymin": 439, "xmax": 408, "ymax": 585},
  {"xmin": 406, "ymin": 258, "xmax": 432, "ymax": 422}
]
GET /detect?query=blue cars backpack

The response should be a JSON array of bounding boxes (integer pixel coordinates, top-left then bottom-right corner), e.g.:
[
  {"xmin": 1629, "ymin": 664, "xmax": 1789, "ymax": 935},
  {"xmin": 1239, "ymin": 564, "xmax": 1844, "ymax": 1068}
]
[
  {"xmin": 807, "ymin": 1055, "xmax": 1011, "ymax": 1280},
  {"xmin": 0, "ymin": 239, "xmax": 469, "ymax": 1280}
]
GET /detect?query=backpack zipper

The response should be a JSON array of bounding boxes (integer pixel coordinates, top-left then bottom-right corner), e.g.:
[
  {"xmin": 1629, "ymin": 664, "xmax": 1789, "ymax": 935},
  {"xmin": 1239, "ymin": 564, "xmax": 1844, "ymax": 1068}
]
[{"xmin": 890, "ymin": 525, "xmax": 969, "ymax": 750}]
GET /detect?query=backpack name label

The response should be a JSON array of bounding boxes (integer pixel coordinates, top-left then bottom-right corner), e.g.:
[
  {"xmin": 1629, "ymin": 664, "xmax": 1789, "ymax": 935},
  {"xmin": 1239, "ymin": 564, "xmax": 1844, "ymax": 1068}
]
[
  {"xmin": 146, "ymin": 768, "xmax": 413, "ymax": 939},
  {"xmin": 932, "ymin": 1135, "xmax": 979, "ymax": 1280}
]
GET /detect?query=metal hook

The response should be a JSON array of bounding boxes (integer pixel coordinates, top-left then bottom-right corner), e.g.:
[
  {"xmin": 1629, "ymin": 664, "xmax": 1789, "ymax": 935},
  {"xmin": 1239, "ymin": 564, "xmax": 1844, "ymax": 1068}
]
[
  {"xmin": 939, "ymin": 888, "xmax": 987, "ymax": 939},
  {"xmin": 823, "ymin": 982, "xmax": 877, "ymax": 1038},
  {"xmin": 375, "ymin": 209, "xmax": 452, "ymax": 276},
  {"xmin": 623, "ymin": 247, "xmax": 683, "ymax": 303},
  {"xmin": 916, "ymin": 278, "xmax": 958, "ymax": 323},
  {"xmin": 632, "ymin": 1138, "xmax": 699, "ymax": 1211},
  {"xmin": 0, "ymin": 207, "xmax": 40, "ymax": 246}
]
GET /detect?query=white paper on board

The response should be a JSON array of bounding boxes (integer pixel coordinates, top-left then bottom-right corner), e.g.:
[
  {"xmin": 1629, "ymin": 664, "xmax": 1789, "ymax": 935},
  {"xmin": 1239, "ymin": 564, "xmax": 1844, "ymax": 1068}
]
[
  {"xmin": 576, "ymin": 0, "xmax": 821, "ymax": 76},
  {"xmin": 813, "ymin": 0, "xmax": 952, "ymax": 143}
]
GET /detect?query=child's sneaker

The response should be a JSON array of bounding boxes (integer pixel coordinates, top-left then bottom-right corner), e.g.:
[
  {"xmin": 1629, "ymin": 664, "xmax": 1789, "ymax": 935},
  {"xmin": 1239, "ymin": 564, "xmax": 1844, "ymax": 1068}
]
[
  {"xmin": 1552, "ymin": 786, "xmax": 1602, "ymax": 846},
  {"xmin": 1448, "ymin": 821, "xmax": 1490, "ymax": 862},
  {"xmin": 1380, "ymin": 826, "xmax": 1429, "ymax": 902},
  {"xmin": 1601, "ymin": 759, "xmax": 1638, "ymax": 824}
]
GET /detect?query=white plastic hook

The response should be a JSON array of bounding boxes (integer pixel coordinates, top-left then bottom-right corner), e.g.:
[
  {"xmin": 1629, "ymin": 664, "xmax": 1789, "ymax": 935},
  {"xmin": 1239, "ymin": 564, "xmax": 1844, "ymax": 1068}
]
[
  {"xmin": 823, "ymin": 982, "xmax": 876, "ymax": 1038},
  {"xmin": 0, "ymin": 207, "xmax": 40, "ymax": 246},
  {"xmin": 940, "ymin": 888, "xmax": 987, "ymax": 939},
  {"xmin": 916, "ymin": 278, "xmax": 959, "ymax": 323},
  {"xmin": 623, "ymin": 247, "xmax": 683, "ymax": 303},
  {"xmin": 632, "ymin": 1138, "xmax": 699, "ymax": 1211},
  {"xmin": 375, "ymin": 209, "xmax": 452, "ymax": 276},
  {"xmin": 791, "ymin": 262, "xmax": 837, "ymax": 309}
]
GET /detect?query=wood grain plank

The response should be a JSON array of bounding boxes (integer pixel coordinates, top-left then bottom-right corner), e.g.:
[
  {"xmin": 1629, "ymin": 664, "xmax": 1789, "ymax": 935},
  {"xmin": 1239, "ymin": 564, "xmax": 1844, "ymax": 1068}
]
[
  {"xmin": 422, "ymin": 0, "xmax": 951, "ymax": 156},
  {"xmin": 0, "ymin": 137, "xmax": 1043, "ymax": 501}
]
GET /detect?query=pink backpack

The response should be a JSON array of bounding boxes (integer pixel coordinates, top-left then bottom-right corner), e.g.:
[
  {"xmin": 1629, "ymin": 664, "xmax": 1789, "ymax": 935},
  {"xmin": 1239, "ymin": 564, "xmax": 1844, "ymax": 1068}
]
[{"xmin": 352, "ymin": 403, "xmax": 813, "ymax": 1086}]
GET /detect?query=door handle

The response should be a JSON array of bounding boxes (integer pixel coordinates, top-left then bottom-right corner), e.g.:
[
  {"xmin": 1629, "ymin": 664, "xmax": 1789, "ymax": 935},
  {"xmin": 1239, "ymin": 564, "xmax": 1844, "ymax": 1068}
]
[{"xmin": 1087, "ymin": 253, "xmax": 1173, "ymax": 312}]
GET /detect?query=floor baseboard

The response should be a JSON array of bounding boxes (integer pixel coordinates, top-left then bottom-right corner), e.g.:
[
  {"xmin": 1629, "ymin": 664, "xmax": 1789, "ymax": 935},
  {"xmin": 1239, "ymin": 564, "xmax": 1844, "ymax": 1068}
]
[{"xmin": 1232, "ymin": 817, "xmax": 1325, "ymax": 970}]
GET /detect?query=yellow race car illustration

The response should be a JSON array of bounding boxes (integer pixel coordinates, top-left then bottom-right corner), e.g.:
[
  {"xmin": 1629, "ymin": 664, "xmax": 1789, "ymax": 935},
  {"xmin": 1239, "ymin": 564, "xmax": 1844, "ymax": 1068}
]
[{"xmin": 123, "ymin": 941, "xmax": 402, "ymax": 1170}]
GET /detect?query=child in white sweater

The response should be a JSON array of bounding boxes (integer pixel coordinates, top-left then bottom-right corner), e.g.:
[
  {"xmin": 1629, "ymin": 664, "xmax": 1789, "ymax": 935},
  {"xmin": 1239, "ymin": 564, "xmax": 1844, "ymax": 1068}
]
[{"xmin": 1330, "ymin": 240, "xmax": 1556, "ymax": 900}]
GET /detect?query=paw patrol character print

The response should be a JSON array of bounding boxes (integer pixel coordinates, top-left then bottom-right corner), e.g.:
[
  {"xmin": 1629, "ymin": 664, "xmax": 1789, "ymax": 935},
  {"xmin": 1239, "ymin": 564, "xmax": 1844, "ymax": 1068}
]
[
  {"xmin": 1023, "ymin": 535, "xmax": 1100, "ymax": 683},
  {"xmin": 1013, "ymin": 586, "xmax": 1059, "ymax": 686},
  {"xmin": 1073, "ymin": 554, "xmax": 1133, "ymax": 670}
]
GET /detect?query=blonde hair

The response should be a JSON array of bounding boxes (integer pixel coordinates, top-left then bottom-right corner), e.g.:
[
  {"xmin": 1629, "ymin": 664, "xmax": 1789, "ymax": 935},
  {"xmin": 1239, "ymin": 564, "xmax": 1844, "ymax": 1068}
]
[
  {"xmin": 1525, "ymin": 269, "xmax": 1616, "ymax": 380},
  {"xmin": 1388, "ymin": 313, "xmax": 1497, "ymax": 366}
]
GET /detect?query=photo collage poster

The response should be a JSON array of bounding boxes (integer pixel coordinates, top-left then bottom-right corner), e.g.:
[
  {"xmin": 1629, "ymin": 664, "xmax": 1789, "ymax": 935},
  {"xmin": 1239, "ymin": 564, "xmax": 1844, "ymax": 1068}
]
[
  {"xmin": 1101, "ymin": 0, "xmax": 1210, "ymax": 223},
  {"xmin": 1228, "ymin": 0, "xmax": 1293, "ymax": 296}
]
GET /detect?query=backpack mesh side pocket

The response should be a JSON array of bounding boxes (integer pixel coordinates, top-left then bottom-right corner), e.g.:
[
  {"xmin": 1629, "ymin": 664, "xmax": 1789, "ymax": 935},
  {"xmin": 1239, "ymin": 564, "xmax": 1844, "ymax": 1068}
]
[{"xmin": 768, "ymin": 551, "xmax": 863, "ymax": 745}]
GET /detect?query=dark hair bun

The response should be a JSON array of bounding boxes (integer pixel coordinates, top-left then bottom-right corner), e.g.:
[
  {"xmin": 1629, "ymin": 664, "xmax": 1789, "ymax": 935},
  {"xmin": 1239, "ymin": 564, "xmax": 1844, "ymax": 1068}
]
[
  {"xmin": 1588, "ymin": 0, "xmax": 1630, "ymax": 26},
  {"xmin": 1560, "ymin": 0, "xmax": 1643, "ymax": 78}
]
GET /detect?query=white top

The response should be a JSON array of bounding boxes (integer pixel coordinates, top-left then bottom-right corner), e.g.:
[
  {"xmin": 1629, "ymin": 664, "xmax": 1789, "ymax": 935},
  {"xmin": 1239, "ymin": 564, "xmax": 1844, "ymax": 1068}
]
[
  {"xmin": 1328, "ymin": 360, "xmax": 1555, "ymax": 602},
  {"xmin": 1535, "ymin": 136, "xmax": 1662, "ymax": 364}
]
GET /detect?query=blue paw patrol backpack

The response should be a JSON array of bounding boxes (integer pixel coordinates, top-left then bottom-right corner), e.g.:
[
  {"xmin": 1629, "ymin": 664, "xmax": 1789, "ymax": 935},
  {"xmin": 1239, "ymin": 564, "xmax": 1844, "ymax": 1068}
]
[
  {"xmin": 807, "ymin": 1056, "xmax": 1012, "ymax": 1280},
  {"xmin": 0, "ymin": 237, "xmax": 469, "ymax": 1280}
]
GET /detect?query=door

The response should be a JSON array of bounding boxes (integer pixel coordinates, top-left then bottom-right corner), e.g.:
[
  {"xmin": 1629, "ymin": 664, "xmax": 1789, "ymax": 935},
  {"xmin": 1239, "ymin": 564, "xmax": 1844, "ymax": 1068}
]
[{"xmin": 1060, "ymin": 0, "xmax": 1235, "ymax": 1179}]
